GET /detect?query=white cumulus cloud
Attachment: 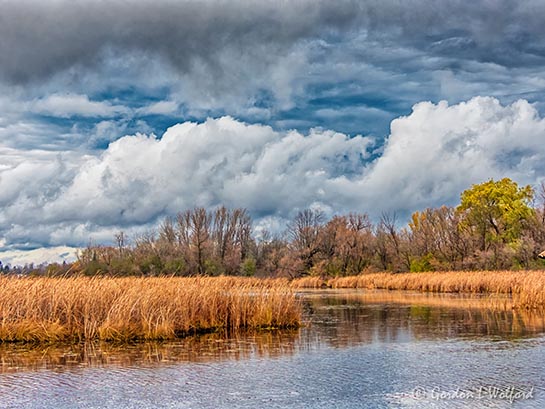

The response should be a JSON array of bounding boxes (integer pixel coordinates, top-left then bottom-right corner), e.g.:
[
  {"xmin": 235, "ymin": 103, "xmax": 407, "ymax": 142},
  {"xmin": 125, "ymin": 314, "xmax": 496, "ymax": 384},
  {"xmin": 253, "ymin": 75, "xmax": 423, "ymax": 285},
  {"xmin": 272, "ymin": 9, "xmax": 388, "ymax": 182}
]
[
  {"xmin": 2, "ymin": 97, "xmax": 545, "ymax": 264},
  {"xmin": 362, "ymin": 97, "xmax": 545, "ymax": 212}
]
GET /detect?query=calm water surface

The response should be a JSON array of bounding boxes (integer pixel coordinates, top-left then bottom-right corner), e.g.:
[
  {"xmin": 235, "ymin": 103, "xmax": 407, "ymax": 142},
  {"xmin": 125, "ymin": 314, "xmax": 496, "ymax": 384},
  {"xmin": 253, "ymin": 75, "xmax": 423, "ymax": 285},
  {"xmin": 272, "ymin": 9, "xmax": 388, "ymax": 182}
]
[{"xmin": 1, "ymin": 289, "xmax": 545, "ymax": 408}]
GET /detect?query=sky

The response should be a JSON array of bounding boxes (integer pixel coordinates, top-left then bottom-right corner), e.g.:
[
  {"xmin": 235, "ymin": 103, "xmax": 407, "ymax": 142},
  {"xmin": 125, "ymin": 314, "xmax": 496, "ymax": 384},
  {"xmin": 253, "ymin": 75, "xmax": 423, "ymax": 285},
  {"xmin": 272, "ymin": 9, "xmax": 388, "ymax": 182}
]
[{"xmin": 2, "ymin": 0, "xmax": 545, "ymax": 265}]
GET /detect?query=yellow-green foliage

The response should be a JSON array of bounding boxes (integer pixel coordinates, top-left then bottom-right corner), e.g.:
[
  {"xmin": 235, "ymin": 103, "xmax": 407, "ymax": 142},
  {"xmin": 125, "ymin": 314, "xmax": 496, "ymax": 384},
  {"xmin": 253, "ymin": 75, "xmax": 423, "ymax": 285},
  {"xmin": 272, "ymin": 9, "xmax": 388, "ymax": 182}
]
[
  {"xmin": 0, "ymin": 276, "xmax": 300, "ymax": 343},
  {"xmin": 458, "ymin": 178, "xmax": 534, "ymax": 245}
]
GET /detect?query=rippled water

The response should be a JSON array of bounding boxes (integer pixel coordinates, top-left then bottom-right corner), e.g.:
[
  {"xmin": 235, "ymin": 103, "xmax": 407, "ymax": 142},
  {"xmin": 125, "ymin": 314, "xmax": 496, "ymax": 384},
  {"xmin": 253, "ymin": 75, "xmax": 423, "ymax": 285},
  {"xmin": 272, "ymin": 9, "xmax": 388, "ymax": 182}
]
[{"xmin": 1, "ymin": 290, "xmax": 545, "ymax": 408}]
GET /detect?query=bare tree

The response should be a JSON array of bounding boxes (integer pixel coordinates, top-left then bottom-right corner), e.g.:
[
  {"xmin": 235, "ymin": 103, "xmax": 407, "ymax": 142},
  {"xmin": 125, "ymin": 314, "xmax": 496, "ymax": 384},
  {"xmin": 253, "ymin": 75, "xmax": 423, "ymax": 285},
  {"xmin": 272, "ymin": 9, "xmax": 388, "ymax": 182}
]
[
  {"xmin": 287, "ymin": 209, "xmax": 325, "ymax": 275},
  {"xmin": 114, "ymin": 231, "xmax": 127, "ymax": 257},
  {"xmin": 190, "ymin": 208, "xmax": 211, "ymax": 274}
]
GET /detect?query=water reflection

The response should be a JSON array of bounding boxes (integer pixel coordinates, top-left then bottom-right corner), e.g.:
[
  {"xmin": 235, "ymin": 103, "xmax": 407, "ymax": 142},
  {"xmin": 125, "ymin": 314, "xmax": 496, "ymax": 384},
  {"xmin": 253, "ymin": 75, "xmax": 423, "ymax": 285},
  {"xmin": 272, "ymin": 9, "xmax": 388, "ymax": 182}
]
[
  {"xmin": 0, "ymin": 330, "xmax": 299, "ymax": 373},
  {"xmin": 301, "ymin": 290, "xmax": 545, "ymax": 349},
  {"xmin": 2, "ymin": 290, "xmax": 545, "ymax": 409},
  {"xmin": 1, "ymin": 290, "xmax": 545, "ymax": 373}
]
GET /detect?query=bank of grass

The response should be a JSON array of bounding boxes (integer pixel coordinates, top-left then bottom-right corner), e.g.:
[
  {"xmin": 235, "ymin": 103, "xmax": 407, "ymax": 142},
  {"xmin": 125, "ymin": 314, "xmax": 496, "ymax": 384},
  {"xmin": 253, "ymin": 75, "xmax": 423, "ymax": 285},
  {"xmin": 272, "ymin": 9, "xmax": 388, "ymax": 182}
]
[
  {"xmin": 0, "ymin": 276, "xmax": 300, "ymax": 343},
  {"xmin": 291, "ymin": 271, "xmax": 545, "ymax": 310}
]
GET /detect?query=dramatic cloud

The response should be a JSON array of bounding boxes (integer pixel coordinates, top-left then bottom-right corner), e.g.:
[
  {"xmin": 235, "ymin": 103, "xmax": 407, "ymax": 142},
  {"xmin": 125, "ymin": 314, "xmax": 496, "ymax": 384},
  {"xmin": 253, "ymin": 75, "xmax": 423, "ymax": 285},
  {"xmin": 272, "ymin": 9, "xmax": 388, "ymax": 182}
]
[
  {"xmin": 2, "ymin": 2, "xmax": 545, "ymax": 264},
  {"xmin": 362, "ymin": 97, "xmax": 545, "ymax": 211},
  {"xmin": 0, "ymin": 0, "xmax": 361, "ymax": 84},
  {"xmin": 2, "ymin": 1, "xmax": 545, "ymax": 85},
  {"xmin": 0, "ymin": 117, "xmax": 374, "ymax": 246},
  {"xmin": 2, "ymin": 97, "xmax": 545, "ymax": 265},
  {"xmin": 1, "ymin": 0, "xmax": 544, "ymax": 138}
]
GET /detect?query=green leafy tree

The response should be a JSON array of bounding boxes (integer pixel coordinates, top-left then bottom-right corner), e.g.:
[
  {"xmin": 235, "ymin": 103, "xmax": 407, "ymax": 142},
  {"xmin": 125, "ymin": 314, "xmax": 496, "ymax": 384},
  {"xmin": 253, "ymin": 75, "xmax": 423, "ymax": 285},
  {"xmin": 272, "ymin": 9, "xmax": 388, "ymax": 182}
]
[
  {"xmin": 241, "ymin": 257, "xmax": 257, "ymax": 276},
  {"xmin": 457, "ymin": 178, "xmax": 533, "ymax": 250}
]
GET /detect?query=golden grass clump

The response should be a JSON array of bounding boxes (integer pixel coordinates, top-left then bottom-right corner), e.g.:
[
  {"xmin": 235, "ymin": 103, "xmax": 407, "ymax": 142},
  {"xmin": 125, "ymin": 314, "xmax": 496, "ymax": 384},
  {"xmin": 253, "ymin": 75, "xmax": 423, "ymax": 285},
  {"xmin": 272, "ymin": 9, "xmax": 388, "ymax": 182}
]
[
  {"xmin": 0, "ymin": 276, "xmax": 300, "ymax": 343},
  {"xmin": 324, "ymin": 270, "xmax": 545, "ymax": 310}
]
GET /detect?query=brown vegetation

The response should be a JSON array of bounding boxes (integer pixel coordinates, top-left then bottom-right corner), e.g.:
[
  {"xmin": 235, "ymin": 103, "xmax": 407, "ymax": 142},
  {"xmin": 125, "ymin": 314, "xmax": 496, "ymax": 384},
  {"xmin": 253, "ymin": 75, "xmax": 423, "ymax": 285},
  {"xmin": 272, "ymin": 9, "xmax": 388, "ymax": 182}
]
[
  {"xmin": 4, "ymin": 179, "xmax": 545, "ymax": 278},
  {"xmin": 292, "ymin": 270, "xmax": 545, "ymax": 310},
  {"xmin": 0, "ymin": 276, "xmax": 300, "ymax": 343},
  {"xmin": 24, "ymin": 202, "xmax": 545, "ymax": 280}
]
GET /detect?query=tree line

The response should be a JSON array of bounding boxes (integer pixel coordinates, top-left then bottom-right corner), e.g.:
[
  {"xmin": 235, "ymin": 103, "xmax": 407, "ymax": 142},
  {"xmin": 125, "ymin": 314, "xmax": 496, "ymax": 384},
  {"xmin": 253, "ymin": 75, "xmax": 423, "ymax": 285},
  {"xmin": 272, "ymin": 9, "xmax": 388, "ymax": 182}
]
[{"xmin": 5, "ymin": 178, "xmax": 545, "ymax": 277}]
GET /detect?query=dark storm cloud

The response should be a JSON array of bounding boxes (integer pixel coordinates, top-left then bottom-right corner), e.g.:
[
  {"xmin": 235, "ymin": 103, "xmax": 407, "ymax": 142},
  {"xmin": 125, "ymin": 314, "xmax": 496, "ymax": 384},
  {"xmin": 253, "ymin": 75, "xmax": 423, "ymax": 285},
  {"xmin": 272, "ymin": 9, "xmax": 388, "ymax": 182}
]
[
  {"xmin": 0, "ymin": 0, "xmax": 362, "ymax": 84},
  {"xmin": 0, "ymin": 0, "xmax": 543, "ymax": 85},
  {"xmin": 358, "ymin": 0, "xmax": 545, "ymax": 68}
]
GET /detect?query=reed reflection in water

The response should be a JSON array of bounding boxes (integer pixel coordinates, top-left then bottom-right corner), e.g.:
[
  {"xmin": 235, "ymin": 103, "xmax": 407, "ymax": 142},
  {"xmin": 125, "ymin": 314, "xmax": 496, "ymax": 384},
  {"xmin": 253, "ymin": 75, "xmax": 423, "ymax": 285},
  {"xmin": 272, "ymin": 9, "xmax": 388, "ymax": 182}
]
[
  {"xmin": 0, "ymin": 330, "xmax": 300, "ymax": 373},
  {"xmin": 1, "ymin": 290, "xmax": 545, "ymax": 409},
  {"xmin": 300, "ymin": 290, "xmax": 545, "ymax": 349},
  {"xmin": 1, "ymin": 290, "xmax": 544, "ymax": 373}
]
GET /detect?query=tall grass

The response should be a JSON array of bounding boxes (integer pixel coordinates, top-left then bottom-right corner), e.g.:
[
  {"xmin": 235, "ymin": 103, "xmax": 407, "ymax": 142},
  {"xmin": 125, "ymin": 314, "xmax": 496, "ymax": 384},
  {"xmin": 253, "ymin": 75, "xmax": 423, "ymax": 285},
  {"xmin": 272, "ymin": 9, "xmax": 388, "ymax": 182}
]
[
  {"xmin": 292, "ymin": 271, "xmax": 545, "ymax": 310},
  {"xmin": 0, "ymin": 276, "xmax": 300, "ymax": 343}
]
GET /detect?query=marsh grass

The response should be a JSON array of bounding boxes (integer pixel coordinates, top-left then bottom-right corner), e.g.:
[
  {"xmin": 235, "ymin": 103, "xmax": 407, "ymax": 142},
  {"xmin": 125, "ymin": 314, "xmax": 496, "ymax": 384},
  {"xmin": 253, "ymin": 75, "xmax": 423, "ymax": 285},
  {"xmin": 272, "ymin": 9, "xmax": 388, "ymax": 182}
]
[
  {"xmin": 291, "ymin": 271, "xmax": 545, "ymax": 310},
  {"xmin": 0, "ymin": 276, "xmax": 300, "ymax": 343}
]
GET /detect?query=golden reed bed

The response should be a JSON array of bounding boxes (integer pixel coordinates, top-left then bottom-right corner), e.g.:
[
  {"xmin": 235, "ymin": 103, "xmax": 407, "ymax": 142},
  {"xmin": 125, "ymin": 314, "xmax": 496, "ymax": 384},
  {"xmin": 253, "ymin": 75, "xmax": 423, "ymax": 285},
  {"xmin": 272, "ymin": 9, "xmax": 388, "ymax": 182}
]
[
  {"xmin": 0, "ymin": 276, "xmax": 300, "ymax": 343},
  {"xmin": 291, "ymin": 271, "xmax": 545, "ymax": 310}
]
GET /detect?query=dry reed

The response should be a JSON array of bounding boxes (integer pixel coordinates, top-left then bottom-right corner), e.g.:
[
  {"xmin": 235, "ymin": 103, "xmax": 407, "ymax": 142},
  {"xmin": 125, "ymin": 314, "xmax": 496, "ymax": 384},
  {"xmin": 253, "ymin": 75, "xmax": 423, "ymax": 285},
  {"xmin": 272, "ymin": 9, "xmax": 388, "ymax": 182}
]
[
  {"xmin": 0, "ymin": 276, "xmax": 300, "ymax": 343},
  {"xmin": 289, "ymin": 276, "xmax": 327, "ymax": 289},
  {"xmin": 327, "ymin": 271, "xmax": 545, "ymax": 309},
  {"xmin": 292, "ymin": 271, "xmax": 545, "ymax": 310}
]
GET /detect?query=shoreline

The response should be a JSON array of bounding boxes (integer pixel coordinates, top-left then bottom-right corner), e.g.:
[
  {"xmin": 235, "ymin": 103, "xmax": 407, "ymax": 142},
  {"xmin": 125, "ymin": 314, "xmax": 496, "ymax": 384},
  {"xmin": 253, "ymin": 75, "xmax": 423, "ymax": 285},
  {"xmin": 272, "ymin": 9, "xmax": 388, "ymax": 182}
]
[
  {"xmin": 2, "ymin": 270, "xmax": 545, "ymax": 344},
  {"xmin": 291, "ymin": 270, "xmax": 545, "ymax": 310}
]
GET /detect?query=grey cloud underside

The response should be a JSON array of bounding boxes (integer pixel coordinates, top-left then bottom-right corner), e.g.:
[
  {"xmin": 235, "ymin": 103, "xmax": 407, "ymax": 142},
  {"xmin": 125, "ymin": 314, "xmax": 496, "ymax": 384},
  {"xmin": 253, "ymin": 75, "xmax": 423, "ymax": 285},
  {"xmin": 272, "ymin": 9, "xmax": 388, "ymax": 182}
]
[
  {"xmin": 1, "ymin": 0, "xmax": 544, "ymax": 85},
  {"xmin": 0, "ymin": 0, "xmax": 361, "ymax": 84}
]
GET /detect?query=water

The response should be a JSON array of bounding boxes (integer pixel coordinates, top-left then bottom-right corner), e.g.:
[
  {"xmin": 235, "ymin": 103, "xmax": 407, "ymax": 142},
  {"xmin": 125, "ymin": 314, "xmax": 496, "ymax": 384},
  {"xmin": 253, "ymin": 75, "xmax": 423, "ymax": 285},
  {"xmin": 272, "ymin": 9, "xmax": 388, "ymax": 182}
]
[{"xmin": 1, "ymin": 290, "xmax": 544, "ymax": 408}]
